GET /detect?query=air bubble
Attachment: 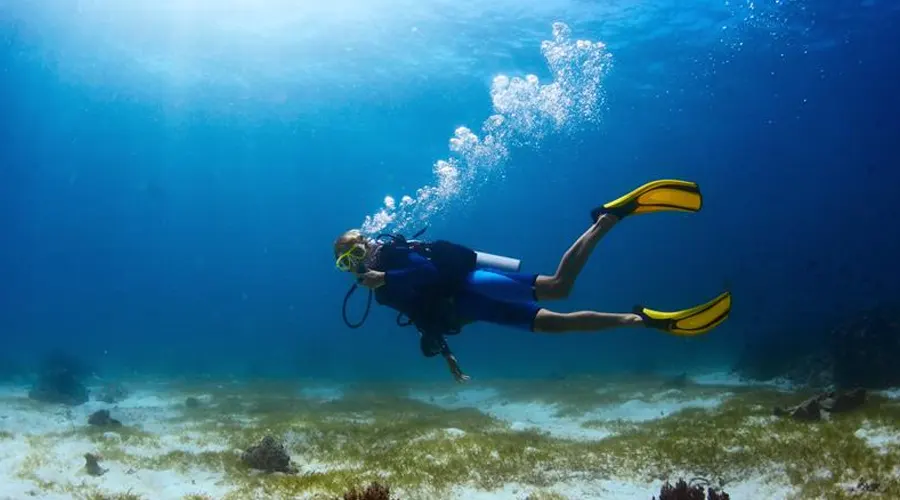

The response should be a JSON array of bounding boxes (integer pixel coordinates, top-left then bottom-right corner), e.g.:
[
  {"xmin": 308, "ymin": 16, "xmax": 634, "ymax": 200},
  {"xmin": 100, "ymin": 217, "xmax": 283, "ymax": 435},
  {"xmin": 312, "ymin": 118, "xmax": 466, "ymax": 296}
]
[{"xmin": 361, "ymin": 23, "xmax": 613, "ymax": 234}]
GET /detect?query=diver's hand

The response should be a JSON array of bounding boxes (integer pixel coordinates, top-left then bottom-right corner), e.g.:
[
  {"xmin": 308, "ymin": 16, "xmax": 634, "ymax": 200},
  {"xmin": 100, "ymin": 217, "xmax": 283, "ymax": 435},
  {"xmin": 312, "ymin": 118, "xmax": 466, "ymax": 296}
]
[
  {"xmin": 445, "ymin": 355, "xmax": 470, "ymax": 383},
  {"xmin": 357, "ymin": 270, "xmax": 385, "ymax": 289}
]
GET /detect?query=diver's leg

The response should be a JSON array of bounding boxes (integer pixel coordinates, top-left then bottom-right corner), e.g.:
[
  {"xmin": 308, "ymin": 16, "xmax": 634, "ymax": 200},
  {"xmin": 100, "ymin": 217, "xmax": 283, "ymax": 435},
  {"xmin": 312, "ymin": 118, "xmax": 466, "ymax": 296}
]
[
  {"xmin": 454, "ymin": 292, "xmax": 642, "ymax": 333},
  {"xmin": 532, "ymin": 308, "xmax": 643, "ymax": 333},
  {"xmin": 534, "ymin": 213, "xmax": 619, "ymax": 301}
]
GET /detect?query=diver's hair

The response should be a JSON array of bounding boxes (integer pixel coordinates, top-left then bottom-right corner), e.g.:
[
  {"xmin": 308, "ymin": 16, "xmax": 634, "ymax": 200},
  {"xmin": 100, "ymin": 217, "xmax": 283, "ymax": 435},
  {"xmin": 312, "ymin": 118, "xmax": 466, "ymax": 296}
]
[{"xmin": 333, "ymin": 229, "xmax": 366, "ymax": 258}]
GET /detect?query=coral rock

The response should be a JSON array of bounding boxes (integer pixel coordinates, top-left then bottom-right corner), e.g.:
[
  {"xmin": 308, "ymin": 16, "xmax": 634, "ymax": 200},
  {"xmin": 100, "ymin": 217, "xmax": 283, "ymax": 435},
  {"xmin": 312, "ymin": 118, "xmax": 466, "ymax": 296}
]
[
  {"xmin": 821, "ymin": 387, "xmax": 866, "ymax": 413},
  {"xmin": 652, "ymin": 479, "xmax": 730, "ymax": 500},
  {"xmin": 774, "ymin": 396, "xmax": 823, "ymax": 421},
  {"xmin": 845, "ymin": 477, "xmax": 881, "ymax": 494},
  {"xmin": 28, "ymin": 351, "xmax": 90, "ymax": 406},
  {"xmin": 88, "ymin": 409, "xmax": 123, "ymax": 427},
  {"xmin": 240, "ymin": 435, "xmax": 297, "ymax": 474},
  {"xmin": 84, "ymin": 453, "xmax": 107, "ymax": 476},
  {"xmin": 341, "ymin": 481, "xmax": 394, "ymax": 500},
  {"xmin": 773, "ymin": 388, "xmax": 867, "ymax": 422}
]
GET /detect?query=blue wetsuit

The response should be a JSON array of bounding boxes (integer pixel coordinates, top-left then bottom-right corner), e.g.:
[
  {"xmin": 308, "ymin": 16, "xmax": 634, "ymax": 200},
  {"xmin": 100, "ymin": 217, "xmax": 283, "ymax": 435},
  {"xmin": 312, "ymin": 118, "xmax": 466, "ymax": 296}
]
[{"xmin": 384, "ymin": 252, "xmax": 542, "ymax": 331}]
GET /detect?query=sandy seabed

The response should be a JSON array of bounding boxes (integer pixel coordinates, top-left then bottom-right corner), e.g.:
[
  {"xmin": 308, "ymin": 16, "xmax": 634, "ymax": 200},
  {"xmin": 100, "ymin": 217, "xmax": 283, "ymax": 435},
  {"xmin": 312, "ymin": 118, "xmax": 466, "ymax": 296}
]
[{"xmin": 2, "ymin": 372, "xmax": 899, "ymax": 500}]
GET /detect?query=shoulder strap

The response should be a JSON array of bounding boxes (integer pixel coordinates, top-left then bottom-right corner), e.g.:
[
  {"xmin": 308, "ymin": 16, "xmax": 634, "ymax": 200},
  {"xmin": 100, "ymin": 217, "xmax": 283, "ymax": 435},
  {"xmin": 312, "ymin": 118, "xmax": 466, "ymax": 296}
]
[{"xmin": 375, "ymin": 226, "xmax": 427, "ymax": 247}]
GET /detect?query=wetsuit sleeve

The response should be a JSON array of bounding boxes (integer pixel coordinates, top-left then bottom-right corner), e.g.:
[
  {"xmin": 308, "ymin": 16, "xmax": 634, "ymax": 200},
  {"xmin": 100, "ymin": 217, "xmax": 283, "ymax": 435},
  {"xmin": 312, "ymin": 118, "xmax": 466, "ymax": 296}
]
[{"xmin": 384, "ymin": 253, "xmax": 440, "ymax": 289}]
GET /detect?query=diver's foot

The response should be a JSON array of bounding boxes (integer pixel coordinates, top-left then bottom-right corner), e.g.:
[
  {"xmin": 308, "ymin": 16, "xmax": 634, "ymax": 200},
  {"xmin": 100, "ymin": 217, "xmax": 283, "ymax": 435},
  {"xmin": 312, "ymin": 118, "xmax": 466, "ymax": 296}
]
[
  {"xmin": 592, "ymin": 211, "xmax": 620, "ymax": 229},
  {"xmin": 624, "ymin": 313, "xmax": 643, "ymax": 326},
  {"xmin": 591, "ymin": 206, "xmax": 620, "ymax": 224}
]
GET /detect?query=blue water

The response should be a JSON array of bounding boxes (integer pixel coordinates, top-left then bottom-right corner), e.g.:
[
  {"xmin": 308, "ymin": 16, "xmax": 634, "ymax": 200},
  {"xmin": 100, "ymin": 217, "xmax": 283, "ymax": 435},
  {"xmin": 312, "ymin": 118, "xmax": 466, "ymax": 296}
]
[{"xmin": 2, "ymin": 0, "xmax": 898, "ymax": 383}]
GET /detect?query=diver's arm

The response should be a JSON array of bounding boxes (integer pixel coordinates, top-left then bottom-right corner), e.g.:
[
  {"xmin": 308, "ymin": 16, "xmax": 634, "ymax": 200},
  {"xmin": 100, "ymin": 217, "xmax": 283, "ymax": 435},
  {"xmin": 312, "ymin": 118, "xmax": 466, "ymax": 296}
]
[
  {"xmin": 419, "ymin": 333, "xmax": 470, "ymax": 383},
  {"xmin": 439, "ymin": 340, "xmax": 470, "ymax": 383},
  {"xmin": 358, "ymin": 270, "xmax": 385, "ymax": 288},
  {"xmin": 436, "ymin": 336, "xmax": 453, "ymax": 358},
  {"xmin": 384, "ymin": 254, "xmax": 440, "ymax": 289},
  {"xmin": 444, "ymin": 351, "xmax": 470, "ymax": 383}
]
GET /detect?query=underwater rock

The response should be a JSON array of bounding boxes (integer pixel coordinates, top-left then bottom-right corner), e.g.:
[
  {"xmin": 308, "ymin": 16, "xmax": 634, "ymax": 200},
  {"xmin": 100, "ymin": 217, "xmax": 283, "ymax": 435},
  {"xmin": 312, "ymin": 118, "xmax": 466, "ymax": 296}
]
[
  {"xmin": 341, "ymin": 481, "xmax": 394, "ymax": 500},
  {"xmin": 820, "ymin": 387, "xmax": 867, "ymax": 413},
  {"xmin": 831, "ymin": 304, "xmax": 900, "ymax": 389},
  {"xmin": 705, "ymin": 489, "xmax": 730, "ymax": 500},
  {"xmin": 87, "ymin": 409, "xmax": 122, "ymax": 427},
  {"xmin": 240, "ymin": 435, "xmax": 297, "ymax": 474},
  {"xmin": 770, "ymin": 348, "xmax": 834, "ymax": 389},
  {"xmin": 733, "ymin": 303, "xmax": 900, "ymax": 389},
  {"xmin": 731, "ymin": 333, "xmax": 834, "ymax": 388},
  {"xmin": 96, "ymin": 382, "xmax": 129, "ymax": 404},
  {"xmin": 843, "ymin": 477, "xmax": 881, "ymax": 494},
  {"xmin": 84, "ymin": 453, "xmax": 107, "ymax": 476},
  {"xmin": 185, "ymin": 396, "xmax": 201, "ymax": 409},
  {"xmin": 773, "ymin": 396, "xmax": 822, "ymax": 421},
  {"xmin": 662, "ymin": 372, "xmax": 689, "ymax": 389},
  {"xmin": 28, "ymin": 351, "xmax": 90, "ymax": 406},
  {"xmin": 652, "ymin": 478, "xmax": 730, "ymax": 500},
  {"xmin": 773, "ymin": 388, "xmax": 866, "ymax": 422}
]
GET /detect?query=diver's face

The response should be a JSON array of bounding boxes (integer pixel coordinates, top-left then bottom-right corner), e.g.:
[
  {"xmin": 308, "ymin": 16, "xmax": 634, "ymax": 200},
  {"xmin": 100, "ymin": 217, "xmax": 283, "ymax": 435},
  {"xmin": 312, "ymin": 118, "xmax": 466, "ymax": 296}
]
[{"xmin": 335, "ymin": 243, "xmax": 367, "ymax": 273}]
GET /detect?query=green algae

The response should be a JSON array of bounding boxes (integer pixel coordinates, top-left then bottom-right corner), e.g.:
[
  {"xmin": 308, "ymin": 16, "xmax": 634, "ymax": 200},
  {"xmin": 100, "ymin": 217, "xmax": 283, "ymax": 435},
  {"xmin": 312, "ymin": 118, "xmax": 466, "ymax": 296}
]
[
  {"xmin": 62, "ymin": 424, "xmax": 161, "ymax": 447},
  {"xmin": 120, "ymin": 389, "xmax": 580, "ymax": 497},
  {"xmin": 0, "ymin": 430, "xmax": 13, "ymax": 439},
  {"xmin": 524, "ymin": 491, "xmax": 569, "ymax": 500},
  {"xmin": 578, "ymin": 390, "xmax": 900, "ymax": 499},
  {"xmin": 1, "ymin": 395, "xmax": 66, "ymax": 413},
  {"xmin": 16, "ymin": 435, "xmax": 57, "ymax": 485},
  {"xmin": 10, "ymin": 378, "xmax": 900, "ymax": 500},
  {"xmin": 142, "ymin": 384, "xmax": 900, "ymax": 499},
  {"xmin": 14, "ymin": 433, "xmax": 147, "ymax": 499},
  {"xmin": 225, "ymin": 469, "xmax": 388, "ymax": 500},
  {"xmin": 82, "ymin": 492, "xmax": 144, "ymax": 500},
  {"xmin": 487, "ymin": 374, "xmax": 754, "ymax": 418},
  {"xmin": 143, "ymin": 449, "xmax": 244, "ymax": 474}
]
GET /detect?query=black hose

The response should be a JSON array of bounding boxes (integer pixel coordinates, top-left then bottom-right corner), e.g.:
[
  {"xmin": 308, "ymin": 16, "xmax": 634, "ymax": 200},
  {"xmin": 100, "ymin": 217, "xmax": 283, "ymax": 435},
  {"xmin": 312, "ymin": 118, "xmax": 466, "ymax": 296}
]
[
  {"xmin": 341, "ymin": 226, "xmax": 426, "ymax": 329},
  {"xmin": 341, "ymin": 284, "xmax": 372, "ymax": 329}
]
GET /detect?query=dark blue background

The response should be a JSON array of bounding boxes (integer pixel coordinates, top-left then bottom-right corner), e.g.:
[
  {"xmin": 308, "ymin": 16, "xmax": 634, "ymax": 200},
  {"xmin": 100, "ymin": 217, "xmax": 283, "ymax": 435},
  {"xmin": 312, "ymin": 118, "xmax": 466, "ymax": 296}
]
[{"xmin": 1, "ymin": 1, "xmax": 898, "ymax": 382}]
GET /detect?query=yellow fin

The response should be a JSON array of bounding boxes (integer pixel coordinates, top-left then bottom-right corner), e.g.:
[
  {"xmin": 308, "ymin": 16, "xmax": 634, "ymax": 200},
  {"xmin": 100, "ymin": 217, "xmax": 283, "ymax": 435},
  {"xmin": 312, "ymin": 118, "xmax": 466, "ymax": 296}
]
[
  {"xmin": 601, "ymin": 179, "xmax": 702, "ymax": 218},
  {"xmin": 638, "ymin": 291, "xmax": 732, "ymax": 336}
]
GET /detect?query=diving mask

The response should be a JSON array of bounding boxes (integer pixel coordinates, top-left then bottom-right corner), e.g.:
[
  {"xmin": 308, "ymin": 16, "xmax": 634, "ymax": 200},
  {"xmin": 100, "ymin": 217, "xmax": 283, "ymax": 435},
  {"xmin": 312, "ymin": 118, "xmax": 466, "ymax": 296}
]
[{"xmin": 335, "ymin": 244, "xmax": 367, "ymax": 272}]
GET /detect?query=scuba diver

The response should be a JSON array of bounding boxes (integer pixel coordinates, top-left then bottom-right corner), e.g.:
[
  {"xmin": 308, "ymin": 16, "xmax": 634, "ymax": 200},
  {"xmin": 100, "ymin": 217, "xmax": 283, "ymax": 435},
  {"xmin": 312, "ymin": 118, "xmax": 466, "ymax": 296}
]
[{"xmin": 335, "ymin": 179, "xmax": 732, "ymax": 382}]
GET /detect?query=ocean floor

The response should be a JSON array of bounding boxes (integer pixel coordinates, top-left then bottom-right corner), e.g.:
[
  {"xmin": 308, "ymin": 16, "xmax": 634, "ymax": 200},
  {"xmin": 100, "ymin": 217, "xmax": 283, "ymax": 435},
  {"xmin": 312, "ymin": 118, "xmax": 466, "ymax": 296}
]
[{"xmin": 2, "ymin": 372, "xmax": 900, "ymax": 500}]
